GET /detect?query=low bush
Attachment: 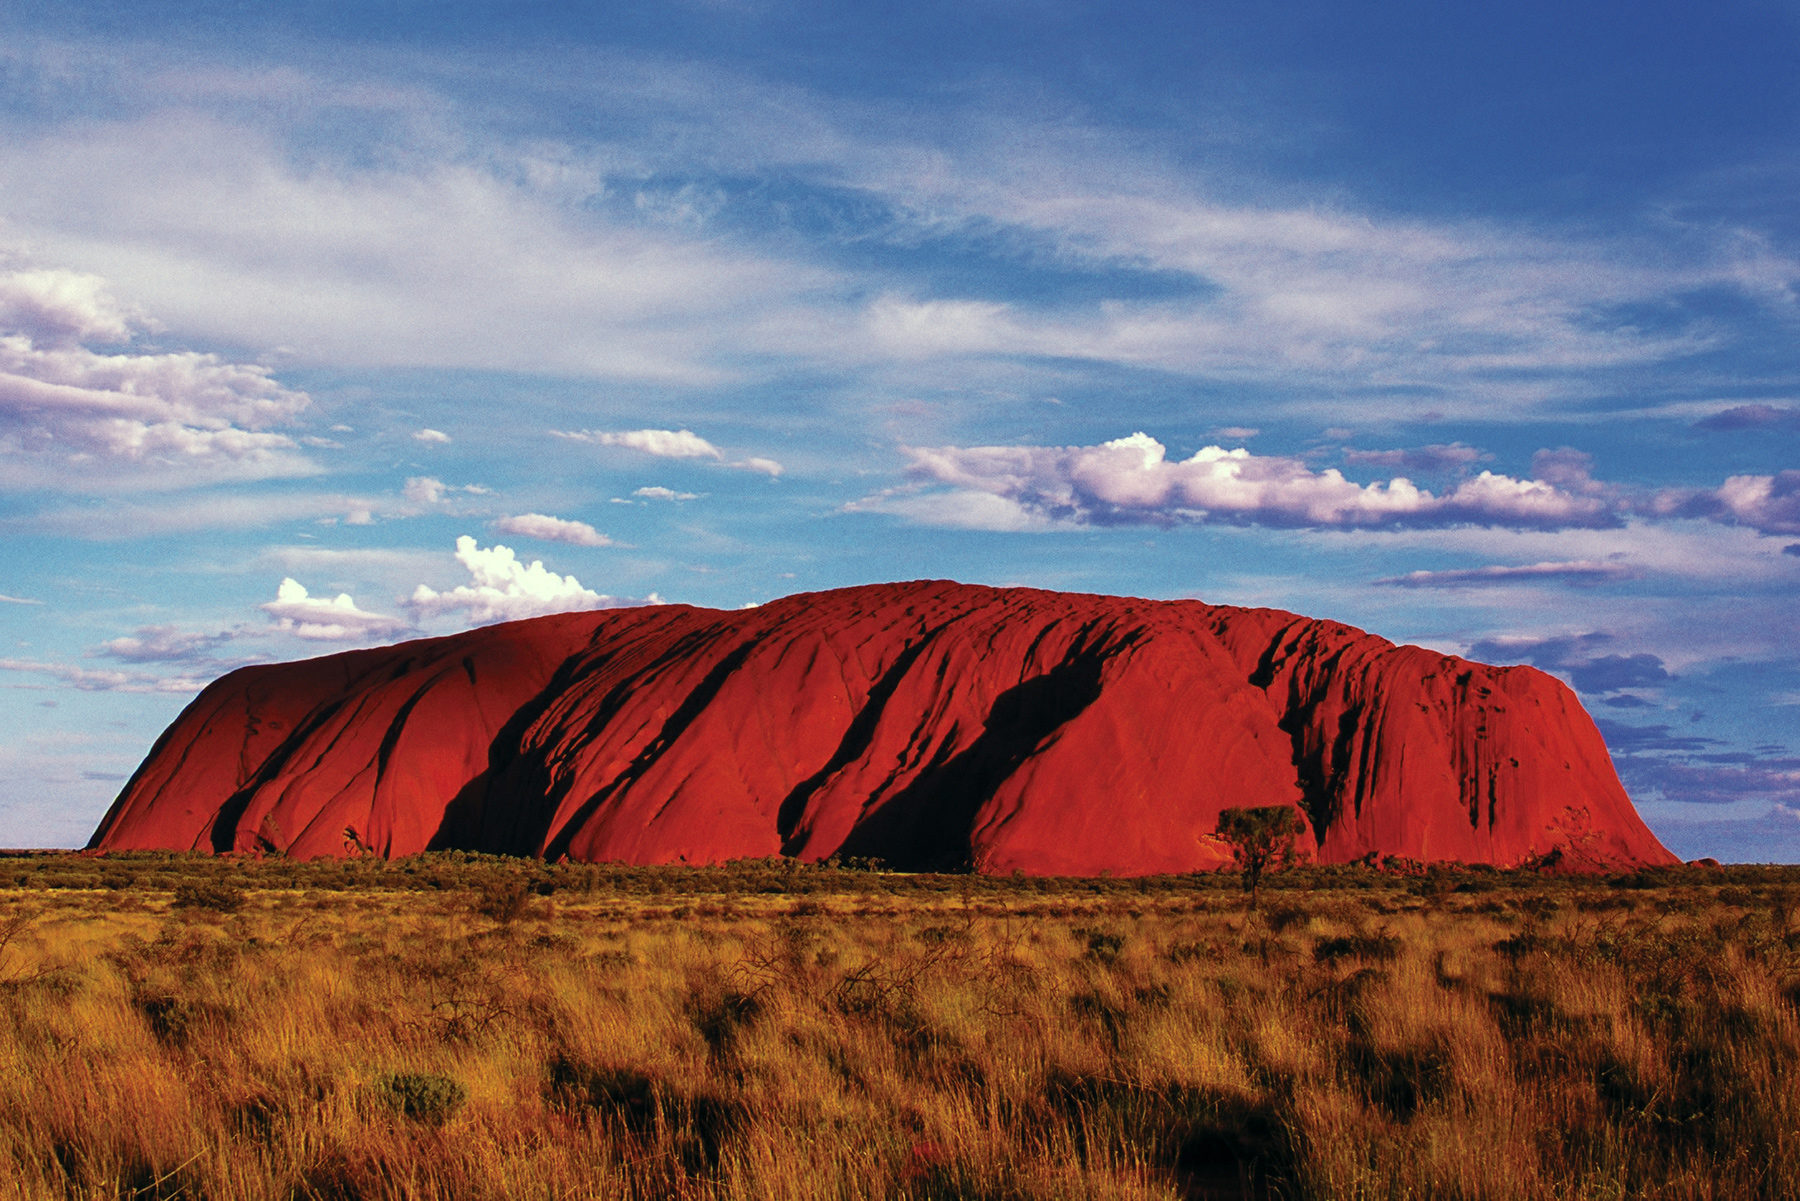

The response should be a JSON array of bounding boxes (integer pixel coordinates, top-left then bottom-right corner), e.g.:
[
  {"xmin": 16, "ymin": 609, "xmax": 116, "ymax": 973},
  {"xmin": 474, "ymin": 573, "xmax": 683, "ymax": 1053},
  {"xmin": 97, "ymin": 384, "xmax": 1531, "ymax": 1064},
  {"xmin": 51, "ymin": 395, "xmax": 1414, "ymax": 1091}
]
[{"xmin": 375, "ymin": 1071, "xmax": 466, "ymax": 1125}]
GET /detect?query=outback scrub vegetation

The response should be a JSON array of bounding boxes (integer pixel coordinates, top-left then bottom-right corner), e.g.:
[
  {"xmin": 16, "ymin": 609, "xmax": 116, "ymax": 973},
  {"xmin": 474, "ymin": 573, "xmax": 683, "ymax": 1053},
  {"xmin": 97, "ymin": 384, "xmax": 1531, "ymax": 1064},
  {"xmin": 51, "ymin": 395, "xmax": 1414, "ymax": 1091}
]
[{"xmin": 0, "ymin": 853, "xmax": 1796, "ymax": 1200}]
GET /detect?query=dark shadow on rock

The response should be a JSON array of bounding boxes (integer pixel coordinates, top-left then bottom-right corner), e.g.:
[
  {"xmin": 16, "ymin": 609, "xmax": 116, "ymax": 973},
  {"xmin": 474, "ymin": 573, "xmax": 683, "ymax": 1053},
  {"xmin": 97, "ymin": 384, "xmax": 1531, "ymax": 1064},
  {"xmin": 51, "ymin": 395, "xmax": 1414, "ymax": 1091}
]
[{"xmin": 832, "ymin": 636, "xmax": 1120, "ymax": 871}]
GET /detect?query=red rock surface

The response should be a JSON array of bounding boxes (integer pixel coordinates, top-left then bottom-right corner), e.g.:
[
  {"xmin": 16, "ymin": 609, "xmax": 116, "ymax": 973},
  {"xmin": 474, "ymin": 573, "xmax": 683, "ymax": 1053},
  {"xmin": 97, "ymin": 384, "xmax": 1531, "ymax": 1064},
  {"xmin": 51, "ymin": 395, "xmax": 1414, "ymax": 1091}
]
[{"xmin": 88, "ymin": 580, "xmax": 1677, "ymax": 873}]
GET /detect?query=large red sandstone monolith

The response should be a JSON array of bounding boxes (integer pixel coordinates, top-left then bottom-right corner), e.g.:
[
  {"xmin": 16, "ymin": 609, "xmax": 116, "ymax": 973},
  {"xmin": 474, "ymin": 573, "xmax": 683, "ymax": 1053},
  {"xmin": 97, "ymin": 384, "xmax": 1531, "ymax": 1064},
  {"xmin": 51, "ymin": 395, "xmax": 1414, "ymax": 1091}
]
[{"xmin": 88, "ymin": 580, "xmax": 1677, "ymax": 873}]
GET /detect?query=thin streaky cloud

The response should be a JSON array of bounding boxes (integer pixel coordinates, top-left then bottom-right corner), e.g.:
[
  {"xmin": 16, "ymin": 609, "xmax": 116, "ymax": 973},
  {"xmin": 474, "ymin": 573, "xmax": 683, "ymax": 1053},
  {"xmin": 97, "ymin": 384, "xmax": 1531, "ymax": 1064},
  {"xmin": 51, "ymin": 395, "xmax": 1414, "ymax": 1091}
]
[
  {"xmin": 556, "ymin": 428, "xmax": 723, "ymax": 459},
  {"xmin": 1374, "ymin": 561, "xmax": 1636, "ymax": 588}
]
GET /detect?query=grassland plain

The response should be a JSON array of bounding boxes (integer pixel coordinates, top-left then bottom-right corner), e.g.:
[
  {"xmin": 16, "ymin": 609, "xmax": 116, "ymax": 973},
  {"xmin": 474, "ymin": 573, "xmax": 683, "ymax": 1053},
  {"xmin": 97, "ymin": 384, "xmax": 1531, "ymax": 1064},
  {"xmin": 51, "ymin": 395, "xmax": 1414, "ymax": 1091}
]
[{"xmin": 0, "ymin": 853, "xmax": 1796, "ymax": 1201}]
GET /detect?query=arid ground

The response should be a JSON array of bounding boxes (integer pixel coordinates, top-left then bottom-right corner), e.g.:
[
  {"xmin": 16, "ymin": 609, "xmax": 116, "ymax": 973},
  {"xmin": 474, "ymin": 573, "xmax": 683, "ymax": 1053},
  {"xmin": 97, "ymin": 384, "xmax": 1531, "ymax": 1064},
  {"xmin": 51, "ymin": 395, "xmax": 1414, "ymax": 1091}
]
[{"xmin": 0, "ymin": 854, "xmax": 1795, "ymax": 1200}]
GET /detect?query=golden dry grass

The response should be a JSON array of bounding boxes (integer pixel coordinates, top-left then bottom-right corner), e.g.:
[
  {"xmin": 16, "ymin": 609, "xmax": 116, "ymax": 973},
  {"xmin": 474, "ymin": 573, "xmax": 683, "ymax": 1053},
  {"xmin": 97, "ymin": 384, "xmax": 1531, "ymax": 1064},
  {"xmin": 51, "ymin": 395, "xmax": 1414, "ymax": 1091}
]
[{"xmin": 0, "ymin": 855, "xmax": 1795, "ymax": 1200}]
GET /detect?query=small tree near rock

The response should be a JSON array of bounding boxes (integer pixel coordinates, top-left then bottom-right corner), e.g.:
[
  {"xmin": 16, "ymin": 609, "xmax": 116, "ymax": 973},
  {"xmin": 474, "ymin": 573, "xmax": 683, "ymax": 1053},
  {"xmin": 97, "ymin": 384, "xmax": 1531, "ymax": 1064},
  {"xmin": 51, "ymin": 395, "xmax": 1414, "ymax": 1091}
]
[{"xmin": 1215, "ymin": 805, "xmax": 1307, "ymax": 910}]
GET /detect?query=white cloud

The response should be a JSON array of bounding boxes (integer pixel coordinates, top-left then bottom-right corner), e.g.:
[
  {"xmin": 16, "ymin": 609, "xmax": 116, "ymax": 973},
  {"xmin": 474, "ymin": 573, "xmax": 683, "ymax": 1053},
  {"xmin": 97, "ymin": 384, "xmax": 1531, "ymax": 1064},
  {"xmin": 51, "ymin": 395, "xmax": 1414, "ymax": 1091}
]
[
  {"xmin": 412, "ymin": 428, "xmax": 452, "ymax": 444},
  {"xmin": 558, "ymin": 427, "xmax": 723, "ymax": 459},
  {"xmin": 404, "ymin": 535, "xmax": 645, "ymax": 626},
  {"xmin": 0, "ymin": 594, "xmax": 42, "ymax": 605},
  {"xmin": 1373, "ymin": 560, "xmax": 1636, "ymax": 588},
  {"xmin": 99, "ymin": 625, "xmax": 230, "ymax": 664},
  {"xmin": 0, "ymin": 259, "xmax": 314, "ymax": 487},
  {"xmin": 633, "ymin": 485, "xmax": 700, "ymax": 501},
  {"xmin": 889, "ymin": 432, "xmax": 1614, "ymax": 531},
  {"xmin": 0, "ymin": 109, "xmax": 827, "ymax": 385},
  {"xmin": 492, "ymin": 512, "xmax": 615, "ymax": 547},
  {"xmin": 556, "ymin": 427, "xmax": 783, "ymax": 476},
  {"xmin": 0, "ymin": 44, "xmax": 1788, "ymax": 424},
  {"xmin": 0, "ymin": 656, "xmax": 210, "ymax": 694},
  {"xmin": 261, "ymin": 577, "xmax": 410, "ymax": 642},
  {"xmin": 0, "ymin": 267, "xmax": 136, "ymax": 345},
  {"xmin": 404, "ymin": 476, "xmax": 449, "ymax": 504},
  {"xmin": 403, "ymin": 475, "xmax": 491, "ymax": 505},
  {"xmin": 1659, "ymin": 471, "xmax": 1800, "ymax": 536}
]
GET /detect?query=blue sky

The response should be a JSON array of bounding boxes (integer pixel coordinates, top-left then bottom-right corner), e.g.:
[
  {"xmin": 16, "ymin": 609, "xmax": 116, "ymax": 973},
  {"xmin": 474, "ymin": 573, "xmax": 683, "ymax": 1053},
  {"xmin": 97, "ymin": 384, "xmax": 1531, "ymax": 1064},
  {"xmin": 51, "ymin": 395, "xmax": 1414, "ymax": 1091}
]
[{"xmin": 1, "ymin": 1, "xmax": 1796, "ymax": 859}]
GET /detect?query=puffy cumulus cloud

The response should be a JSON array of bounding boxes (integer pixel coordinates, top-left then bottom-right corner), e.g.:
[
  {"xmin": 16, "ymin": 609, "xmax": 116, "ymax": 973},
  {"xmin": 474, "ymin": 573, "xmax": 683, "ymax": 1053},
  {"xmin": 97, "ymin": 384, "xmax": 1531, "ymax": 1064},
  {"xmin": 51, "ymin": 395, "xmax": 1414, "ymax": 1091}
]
[
  {"xmin": 412, "ymin": 428, "xmax": 452, "ymax": 444},
  {"xmin": 405, "ymin": 535, "xmax": 649, "ymax": 627},
  {"xmin": 1659, "ymin": 471, "xmax": 1800, "ymax": 536},
  {"xmin": 891, "ymin": 433, "xmax": 1615, "ymax": 531},
  {"xmin": 492, "ymin": 513, "xmax": 615, "ymax": 547},
  {"xmin": 556, "ymin": 427, "xmax": 722, "ymax": 459},
  {"xmin": 261, "ymin": 578, "xmax": 409, "ymax": 642},
  {"xmin": 735, "ymin": 456, "xmax": 784, "ymax": 477},
  {"xmin": 0, "ymin": 261, "xmax": 314, "ymax": 486},
  {"xmin": 0, "ymin": 268, "xmax": 135, "ymax": 346},
  {"xmin": 633, "ymin": 485, "xmax": 699, "ymax": 501}
]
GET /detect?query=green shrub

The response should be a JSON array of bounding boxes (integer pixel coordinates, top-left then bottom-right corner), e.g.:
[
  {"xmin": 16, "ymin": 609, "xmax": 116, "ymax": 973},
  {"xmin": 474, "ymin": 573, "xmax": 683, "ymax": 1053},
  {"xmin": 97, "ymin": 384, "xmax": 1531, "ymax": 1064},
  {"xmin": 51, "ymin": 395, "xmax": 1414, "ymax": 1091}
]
[{"xmin": 376, "ymin": 1072, "xmax": 466, "ymax": 1124}]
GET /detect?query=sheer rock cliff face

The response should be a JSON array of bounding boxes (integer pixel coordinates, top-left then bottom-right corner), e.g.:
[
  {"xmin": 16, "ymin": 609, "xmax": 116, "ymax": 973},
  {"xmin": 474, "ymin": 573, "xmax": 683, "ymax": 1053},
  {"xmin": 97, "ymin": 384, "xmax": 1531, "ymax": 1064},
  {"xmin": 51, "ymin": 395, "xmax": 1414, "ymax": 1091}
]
[{"xmin": 89, "ymin": 581, "xmax": 1677, "ymax": 873}]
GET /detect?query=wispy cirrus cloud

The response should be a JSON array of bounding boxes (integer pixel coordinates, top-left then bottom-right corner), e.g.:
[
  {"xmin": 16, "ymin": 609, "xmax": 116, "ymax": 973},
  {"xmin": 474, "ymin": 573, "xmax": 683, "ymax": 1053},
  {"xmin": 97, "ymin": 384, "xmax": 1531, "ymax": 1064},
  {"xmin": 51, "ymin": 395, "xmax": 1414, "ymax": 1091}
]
[
  {"xmin": 1692, "ymin": 404, "xmax": 1800, "ymax": 432},
  {"xmin": 98, "ymin": 625, "xmax": 232, "ymax": 664},
  {"xmin": 1374, "ymin": 560, "xmax": 1635, "ymax": 588},
  {"xmin": 23, "ymin": 490, "xmax": 394, "ymax": 537},
  {"xmin": 4, "ymin": 40, "xmax": 1780, "ymax": 419},
  {"xmin": 0, "ymin": 656, "xmax": 212, "ymax": 694}
]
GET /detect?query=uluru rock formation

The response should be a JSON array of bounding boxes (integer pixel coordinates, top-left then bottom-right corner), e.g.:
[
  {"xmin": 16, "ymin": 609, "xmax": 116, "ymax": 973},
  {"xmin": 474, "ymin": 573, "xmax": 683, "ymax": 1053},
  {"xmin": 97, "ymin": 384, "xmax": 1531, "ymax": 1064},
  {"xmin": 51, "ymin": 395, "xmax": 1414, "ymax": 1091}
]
[{"xmin": 89, "ymin": 580, "xmax": 1676, "ymax": 873}]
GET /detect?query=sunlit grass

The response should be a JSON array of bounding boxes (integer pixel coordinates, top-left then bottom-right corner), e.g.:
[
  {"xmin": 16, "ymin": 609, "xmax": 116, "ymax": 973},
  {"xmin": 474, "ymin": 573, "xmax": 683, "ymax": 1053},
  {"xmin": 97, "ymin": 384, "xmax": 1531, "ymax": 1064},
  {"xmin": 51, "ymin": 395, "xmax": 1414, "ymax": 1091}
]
[{"xmin": 0, "ymin": 854, "xmax": 1795, "ymax": 1199}]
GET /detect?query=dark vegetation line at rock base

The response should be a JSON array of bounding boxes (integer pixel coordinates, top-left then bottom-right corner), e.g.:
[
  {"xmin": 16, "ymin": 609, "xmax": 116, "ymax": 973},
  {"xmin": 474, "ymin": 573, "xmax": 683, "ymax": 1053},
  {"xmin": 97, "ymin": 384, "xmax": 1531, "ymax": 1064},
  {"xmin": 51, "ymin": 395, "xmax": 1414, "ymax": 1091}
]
[{"xmin": 0, "ymin": 847, "xmax": 1760, "ymax": 900}]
